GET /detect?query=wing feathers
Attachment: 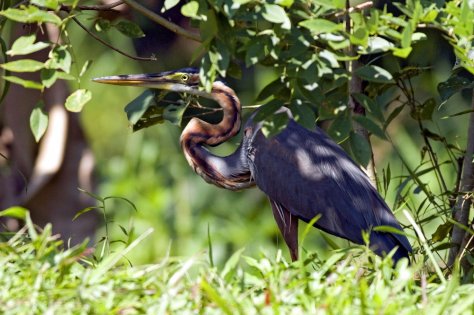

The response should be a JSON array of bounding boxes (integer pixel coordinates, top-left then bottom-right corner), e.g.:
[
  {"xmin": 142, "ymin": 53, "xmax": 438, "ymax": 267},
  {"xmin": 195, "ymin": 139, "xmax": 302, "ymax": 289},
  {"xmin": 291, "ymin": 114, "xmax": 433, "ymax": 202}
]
[{"xmin": 246, "ymin": 118, "xmax": 411, "ymax": 258}]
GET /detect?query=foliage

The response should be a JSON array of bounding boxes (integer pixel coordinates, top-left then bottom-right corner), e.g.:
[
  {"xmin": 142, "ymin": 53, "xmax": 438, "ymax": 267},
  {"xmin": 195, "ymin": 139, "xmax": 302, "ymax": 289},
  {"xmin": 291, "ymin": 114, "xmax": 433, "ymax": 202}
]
[
  {"xmin": 172, "ymin": 0, "xmax": 474, "ymax": 164},
  {"xmin": 2, "ymin": 216, "xmax": 474, "ymax": 314},
  {"xmin": 0, "ymin": 0, "xmax": 143, "ymax": 140}
]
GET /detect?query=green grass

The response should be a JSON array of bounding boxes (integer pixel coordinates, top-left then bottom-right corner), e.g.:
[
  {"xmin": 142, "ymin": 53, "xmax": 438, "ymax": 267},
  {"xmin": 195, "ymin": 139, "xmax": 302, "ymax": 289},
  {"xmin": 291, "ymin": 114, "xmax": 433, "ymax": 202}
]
[{"xmin": 1, "ymin": 213, "xmax": 474, "ymax": 314}]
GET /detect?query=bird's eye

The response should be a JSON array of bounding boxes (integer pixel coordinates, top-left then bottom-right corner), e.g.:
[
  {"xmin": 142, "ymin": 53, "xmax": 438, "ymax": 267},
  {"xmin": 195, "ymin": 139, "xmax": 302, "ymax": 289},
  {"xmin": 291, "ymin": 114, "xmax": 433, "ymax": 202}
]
[{"xmin": 181, "ymin": 74, "xmax": 189, "ymax": 82}]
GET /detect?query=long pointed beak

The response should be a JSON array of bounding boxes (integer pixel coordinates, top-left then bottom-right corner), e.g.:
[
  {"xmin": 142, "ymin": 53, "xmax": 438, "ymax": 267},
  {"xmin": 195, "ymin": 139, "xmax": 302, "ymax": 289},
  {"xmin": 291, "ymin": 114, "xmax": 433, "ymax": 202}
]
[{"xmin": 93, "ymin": 73, "xmax": 166, "ymax": 88}]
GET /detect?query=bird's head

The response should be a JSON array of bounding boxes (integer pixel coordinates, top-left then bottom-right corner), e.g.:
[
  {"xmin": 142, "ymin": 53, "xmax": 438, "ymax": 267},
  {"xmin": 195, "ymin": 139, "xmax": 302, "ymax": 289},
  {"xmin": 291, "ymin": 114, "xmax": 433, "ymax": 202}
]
[
  {"xmin": 93, "ymin": 67, "xmax": 211, "ymax": 97},
  {"xmin": 93, "ymin": 67, "xmax": 225, "ymax": 131}
]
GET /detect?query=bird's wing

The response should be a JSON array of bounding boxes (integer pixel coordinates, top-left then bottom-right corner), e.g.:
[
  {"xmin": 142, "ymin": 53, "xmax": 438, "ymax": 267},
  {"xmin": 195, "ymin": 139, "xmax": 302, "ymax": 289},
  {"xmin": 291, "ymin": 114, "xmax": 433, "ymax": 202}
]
[{"xmin": 245, "ymin": 117, "xmax": 411, "ymax": 255}]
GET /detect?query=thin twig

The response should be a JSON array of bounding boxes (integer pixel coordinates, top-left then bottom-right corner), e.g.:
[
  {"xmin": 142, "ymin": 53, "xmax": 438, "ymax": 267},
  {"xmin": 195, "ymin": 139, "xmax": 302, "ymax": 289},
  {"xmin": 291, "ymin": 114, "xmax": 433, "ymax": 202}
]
[
  {"xmin": 12, "ymin": 0, "xmax": 28, "ymax": 9},
  {"xmin": 59, "ymin": 1, "xmax": 125, "ymax": 12},
  {"xmin": 72, "ymin": 17, "xmax": 156, "ymax": 61},
  {"xmin": 404, "ymin": 210, "xmax": 447, "ymax": 284},
  {"xmin": 333, "ymin": 1, "xmax": 373, "ymax": 18},
  {"xmin": 121, "ymin": 0, "xmax": 201, "ymax": 43},
  {"xmin": 417, "ymin": 23, "xmax": 454, "ymax": 38},
  {"xmin": 344, "ymin": 0, "xmax": 377, "ymax": 186}
]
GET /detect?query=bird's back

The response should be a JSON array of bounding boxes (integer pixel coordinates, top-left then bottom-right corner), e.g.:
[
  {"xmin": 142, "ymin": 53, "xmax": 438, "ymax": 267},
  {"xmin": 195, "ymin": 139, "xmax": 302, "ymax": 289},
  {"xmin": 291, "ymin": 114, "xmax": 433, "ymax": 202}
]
[{"xmin": 244, "ymin": 109, "xmax": 412, "ymax": 260}]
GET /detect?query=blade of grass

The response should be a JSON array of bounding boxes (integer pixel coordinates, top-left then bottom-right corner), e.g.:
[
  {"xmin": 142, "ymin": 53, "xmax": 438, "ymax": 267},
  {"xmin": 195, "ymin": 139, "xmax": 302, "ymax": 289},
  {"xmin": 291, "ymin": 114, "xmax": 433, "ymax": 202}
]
[
  {"xmin": 208, "ymin": 223, "xmax": 214, "ymax": 268},
  {"xmin": 88, "ymin": 228, "xmax": 153, "ymax": 283},
  {"xmin": 403, "ymin": 210, "xmax": 446, "ymax": 284}
]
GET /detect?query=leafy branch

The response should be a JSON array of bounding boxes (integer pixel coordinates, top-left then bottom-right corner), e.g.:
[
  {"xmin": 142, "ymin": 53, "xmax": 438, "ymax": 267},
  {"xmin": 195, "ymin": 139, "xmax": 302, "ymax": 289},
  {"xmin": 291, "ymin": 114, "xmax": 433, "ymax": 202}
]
[{"xmin": 71, "ymin": 16, "xmax": 156, "ymax": 62}]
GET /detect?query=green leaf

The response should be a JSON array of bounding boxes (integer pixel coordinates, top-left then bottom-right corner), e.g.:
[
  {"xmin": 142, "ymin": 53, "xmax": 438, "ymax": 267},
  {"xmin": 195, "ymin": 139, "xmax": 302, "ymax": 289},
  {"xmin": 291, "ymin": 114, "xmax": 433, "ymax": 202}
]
[
  {"xmin": 392, "ymin": 47, "xmax": 412, "ymax": 58},
  {"xmin": 162, "ymin": 0, "xmax": 180, "ymax": 12},
  {"xmin": 253, "ymin": 99, "xmax": 284, "ymax": 121},
  {"xmin": 372, "ymin": 225, "xmax": 407, "ymax": 236},
  {"xmin": 352, "ymin": 93, "xmax": 384, "ymax": 122},
  {"xmin": 384, "ymin": 104, "xmax": 405, "ymax": 130},
  {"xmin": 421, "ymin": 8, "xmax": 438, "ymax": 23},
  {"xmin": 438, "ymin": 73, "xmax": 474, "ymax": 104},
  {"xmin": 431, "ymin": 222, "xmax": 452, "ymax": 243},
  {"xmin": 262, "ymin": 4, "xmax": 291, "ymax": 29},
  {"xmin": 319, "ymin": 50, "xmax": 339, "ymax": 68},
  {"xmin": 401, "ymin": 23, "xmax": 413, "ymax": 48},
  {"xmin": 114, "ymin": 20, "xmax": 145, "ymax": 38},
  {"xmin": 1, "ymin": 59, "xmax": 44, "ymax": 72},
  {"xmin": 200, "ymin": 280, "xmax": 233, "ymax": 315},
  {"xmin": 411, "ymin": 32, "xmax": 427, "ymax": 42},
  {"xmin": 30, "ymin": 0, "xmax": 59, "ymax": 10},
  {"xmin": 6, "ymin": 35, "xmax": 49, "ymax": 56},
  {"xmin": 354, "ymin": 65, "xmax": 394, "ymax": 83},
  {"xmin": 262, "ymin": 112, "xmax": 289, "ymax": 138},
  {"xmin": 299, "ymin": 19, "xmax": 342, "ymax": 34},
  {"xmin": 0, "ymin": 206, "xmax": 28, "ymax": 219},
  {"xmin": 312, "ymin": 0, "xmax": 345, "ymax": 9},
  {"xmin": 199, "ymin": 9, "xmax": 218, "ymax": 41},
  {"xmin": 47, "ymin": 46, "xmax": 72, "ymax": 73},
  {"xmin": 328, "ymin": 113, "xmax": 351, "ymax": 142},
  {"xmin": 275, "ymin": 0, "xmax": 294, "ymax": 8},
  {"xmin": 41, "ymin": 68, "xmax": 58, "ymax": 88},
  {"xmin": 57, "ymin": 71, "xmax": 75, "ymax": 81},
  {"xmin": 79, "ymin": 60, "xmax": 93, "ymax": 77},
  {"xmin": 125, "ymin": 90, "xmax": 157, "ymax": 125},
  {"xmin": 0, "ymin": 36, "xmax": 9, "ymax": 105},
  {"xmin": 30, "ymin": 103, "xmax": 49, "ymax": 142},
  {"xmin": 3, "ymin": 75, "xmax": 43, "ymax": 90},
  {"xmin": 349, "ymin": 132, "xmax": 371, "ymax": 167},
  {"xmin": 245, "ymin": 38, "xmax": 266, "ymax": 67},
  {"xmin": 420, "ymin": 98, "xmax": 436, "ymax": 120},
  {"xmin": 221, "ymin": 247, "xmax": 245, "ymax": 280},
  {"xmin": 95, "ymin": 18, "xmax": 111, "ymax": 32},
  {"xmin": 353, "ymin": 115, "xmax": 386, "ymax": 140},
  {"xmin": 0, "ymin": 6, "xmax": 61, "ymax": 25},
  {"xmin": 65, "ymin": 89, "xmax": 92, "ymax": 112},
  {"xmin": 162, "ymin": 101, "xmax": 187, "ymax": 127},
  {"xmin": 181, "ymin": 1, "xmax": 199, "ymax": 18},
  {"xmin": 290, "ymin": 101, "xmax": 316, "ymax": 130},
  {"xmin": 209, "ymin": 40, "xmax": 230, "ymax": 77},
  {"xmin": 350, "ymin": 27, "xmax": 369, "ymax": 47},
  {"xmin": 295, "ymin": 79, "xmax": 324, "ymax": 105},
  {"xmin": 363, "ymin": 36, "xmax": 394, "ymax": 54},
  {"xmin": 72, "ymin": 206, "xmax": 101, "ymax": 221},
  {"xmin": 124, "ymin": 90, "xmax": 188, "ymax": 131}
]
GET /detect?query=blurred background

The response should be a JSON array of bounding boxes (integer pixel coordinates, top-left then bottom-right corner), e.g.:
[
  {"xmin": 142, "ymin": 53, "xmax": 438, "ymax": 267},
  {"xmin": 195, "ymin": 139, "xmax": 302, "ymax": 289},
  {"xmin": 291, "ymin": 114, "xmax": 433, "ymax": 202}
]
[{"xmin": 1, "ymin": 1, "xmax": 472, "ymax": 266}]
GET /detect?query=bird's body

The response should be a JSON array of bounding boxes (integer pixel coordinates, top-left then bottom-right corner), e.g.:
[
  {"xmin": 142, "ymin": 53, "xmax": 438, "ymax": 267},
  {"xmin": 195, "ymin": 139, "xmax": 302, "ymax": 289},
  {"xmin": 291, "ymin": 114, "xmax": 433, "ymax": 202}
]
[
  {"xmin": 94, "ymin": 67, "xmax": 412, "ymax": 263},
  {"xmin": 244, "ymin": 112, "xmax": 411, "ymax": 261}
]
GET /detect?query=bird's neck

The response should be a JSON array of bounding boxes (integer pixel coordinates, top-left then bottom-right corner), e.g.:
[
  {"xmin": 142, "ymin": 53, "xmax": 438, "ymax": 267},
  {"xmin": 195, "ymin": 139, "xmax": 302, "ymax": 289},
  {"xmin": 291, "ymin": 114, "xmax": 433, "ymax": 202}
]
[{"xmin": 180, "ymin": 82, "xmax": 253, "ymax": 190}]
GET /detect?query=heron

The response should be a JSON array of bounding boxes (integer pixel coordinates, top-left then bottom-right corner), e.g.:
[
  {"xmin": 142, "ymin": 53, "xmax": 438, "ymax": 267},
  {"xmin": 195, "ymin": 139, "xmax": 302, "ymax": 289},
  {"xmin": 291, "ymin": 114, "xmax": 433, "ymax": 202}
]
[{"xmin": 94, "ymin": 67, "xmax": 412, "ymax": 263}]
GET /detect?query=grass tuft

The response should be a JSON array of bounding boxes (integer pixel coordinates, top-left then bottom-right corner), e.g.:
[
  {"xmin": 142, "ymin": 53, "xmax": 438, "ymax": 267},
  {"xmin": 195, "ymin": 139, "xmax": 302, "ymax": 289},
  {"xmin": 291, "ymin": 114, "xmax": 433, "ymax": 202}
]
[{"xmin": 1, "ymin": 217, "xmax": 474, "ymax": 314}]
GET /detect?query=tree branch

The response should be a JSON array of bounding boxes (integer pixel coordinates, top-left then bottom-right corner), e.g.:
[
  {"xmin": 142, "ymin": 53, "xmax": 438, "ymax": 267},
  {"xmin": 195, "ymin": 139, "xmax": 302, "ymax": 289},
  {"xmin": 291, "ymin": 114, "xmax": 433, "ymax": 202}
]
[
  {"xmin": 333, "ymin": 1, "xmax": 373, "ymax": 18},
  {"xmin": 60, "ymin": 1, "xmax": 125, "ymax": 12},
  {"xmin": 72, "ymin": 17, "xmax": 156, "ymax": 61},
  {"xmin": 120, "ymin": 0, "xmax": 201, "ymax": 43},
  {"xmin": 448, "ymin": 89, "xmax": 474, "ymax": 268},
  {"xmin": 344, "ymin": 0, "xmax": 377, "ymax": 186}
]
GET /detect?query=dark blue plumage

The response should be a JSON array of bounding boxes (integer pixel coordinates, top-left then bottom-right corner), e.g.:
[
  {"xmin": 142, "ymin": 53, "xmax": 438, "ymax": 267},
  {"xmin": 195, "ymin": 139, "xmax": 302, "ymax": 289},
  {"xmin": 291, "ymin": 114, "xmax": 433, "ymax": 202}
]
[{"xmin": 244, "ymin": 109, "xmax": 412, "ymax": 262}]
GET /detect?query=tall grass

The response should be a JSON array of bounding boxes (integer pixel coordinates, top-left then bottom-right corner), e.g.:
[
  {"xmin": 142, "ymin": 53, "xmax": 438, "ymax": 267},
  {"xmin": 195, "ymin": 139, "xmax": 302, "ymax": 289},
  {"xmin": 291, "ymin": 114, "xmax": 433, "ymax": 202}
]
[{"xmin": 1, "ymin": 213, "xmax": 473, "ymax": 314}]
